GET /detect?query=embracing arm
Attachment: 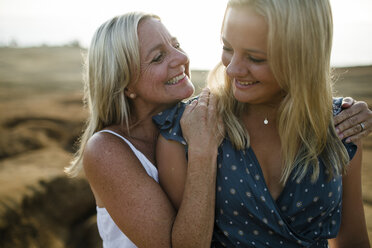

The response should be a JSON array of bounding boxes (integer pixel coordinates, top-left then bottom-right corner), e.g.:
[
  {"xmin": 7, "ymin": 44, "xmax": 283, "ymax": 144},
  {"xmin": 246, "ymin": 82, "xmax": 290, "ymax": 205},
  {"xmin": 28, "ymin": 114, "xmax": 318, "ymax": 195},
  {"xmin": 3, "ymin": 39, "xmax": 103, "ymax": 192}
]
[
  {"xmin": 157, "ymin": 135, "xmax": 218, "ymax": 248},
  {"xmin": 335, "ymin": 98, "xmax": 372, "ymax": 143},
  {"xmin": 328, "ymin": 141, "xmax": 370, "ymax": 248},
  {"xmin": 157, "ymin": 88, "xmax": 223, "ymax": 248},
  {"xmin": 157, "ymin": 136, "xmax": 188, "ymax": 210}
]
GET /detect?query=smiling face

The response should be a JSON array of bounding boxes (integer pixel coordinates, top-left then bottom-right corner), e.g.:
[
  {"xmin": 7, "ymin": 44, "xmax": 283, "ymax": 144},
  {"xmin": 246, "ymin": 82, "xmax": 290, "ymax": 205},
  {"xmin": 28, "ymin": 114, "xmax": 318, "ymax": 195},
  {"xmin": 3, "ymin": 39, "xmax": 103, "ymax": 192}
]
[
  {"xmin": 128, "ymin": 17, "xmax": 194, "ymax": 108},
  {"xmin": 221, "ymin": 6, "xmax": 283, "ymax": 106}
]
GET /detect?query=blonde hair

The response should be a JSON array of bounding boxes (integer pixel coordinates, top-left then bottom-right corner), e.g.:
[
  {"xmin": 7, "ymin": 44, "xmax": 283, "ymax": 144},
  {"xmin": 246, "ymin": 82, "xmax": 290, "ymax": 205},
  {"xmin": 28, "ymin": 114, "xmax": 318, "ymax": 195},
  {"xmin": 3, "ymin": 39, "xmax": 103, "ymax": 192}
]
[
  {"xmin": 208, "ymin": 0, "xmax": 350, "ymax": 183},
  {"xmin": 65, "ymin": 12, "xmax": 160, "ymax": 177}
]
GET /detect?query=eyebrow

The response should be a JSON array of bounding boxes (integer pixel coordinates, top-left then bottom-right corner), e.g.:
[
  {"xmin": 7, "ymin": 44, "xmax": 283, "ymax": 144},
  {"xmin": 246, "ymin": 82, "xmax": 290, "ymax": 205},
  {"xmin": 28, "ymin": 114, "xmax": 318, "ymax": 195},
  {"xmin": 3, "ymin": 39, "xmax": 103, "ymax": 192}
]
[
  {"xmin": 221, "ymin": 37, "xmax": 266, "ymax": 55},
  {"xmin": 146, "ymin": 37, "xmax": 178, "ymax": 59},
  {"xmin": 146, "ymin": 44, "xmax": 163, "ymax": 59}
]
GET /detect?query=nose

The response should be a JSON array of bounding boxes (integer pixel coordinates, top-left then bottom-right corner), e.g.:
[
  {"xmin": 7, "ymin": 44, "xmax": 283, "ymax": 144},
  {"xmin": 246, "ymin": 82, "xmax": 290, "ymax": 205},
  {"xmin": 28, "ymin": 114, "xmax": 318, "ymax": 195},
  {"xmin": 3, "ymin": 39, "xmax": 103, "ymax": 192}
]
[
  {"xmin": 226, "ymin": 54, "xmax": 248, "ymax": 78},
  {"xmin": 169, "ymin": 47, "xmax": 189, "ymax": 69}
]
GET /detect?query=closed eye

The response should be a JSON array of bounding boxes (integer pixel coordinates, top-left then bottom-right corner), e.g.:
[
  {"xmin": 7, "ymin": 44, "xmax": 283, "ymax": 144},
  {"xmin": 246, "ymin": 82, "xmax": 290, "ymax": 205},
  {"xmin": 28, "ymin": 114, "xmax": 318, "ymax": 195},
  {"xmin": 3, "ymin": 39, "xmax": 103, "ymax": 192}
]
[
  {"xmin": 222, "ymin": 45, "xmax": 233, "ymax": 52},
  {"xmin": 248, "ymin": 56, "xmax": 266, "ymax": 63},
  {"xmin": 151, "ymin": 52, "xmax": 165, "ymax": 63}
]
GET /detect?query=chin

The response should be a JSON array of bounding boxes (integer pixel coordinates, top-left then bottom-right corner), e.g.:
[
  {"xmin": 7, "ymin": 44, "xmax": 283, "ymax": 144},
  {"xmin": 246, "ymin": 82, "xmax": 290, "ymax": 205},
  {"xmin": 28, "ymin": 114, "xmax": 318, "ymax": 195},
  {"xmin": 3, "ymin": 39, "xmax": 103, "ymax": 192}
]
[
  {"xmin": 181, "ymin": 88, "xmax": 195, "ymax": 100},
  {"xmin": 171, "ymin": 88, "xmax": 194, "ymax": 103},
  {"xmin": 170, "ymin": 77, "xmax": 194, "ymax": 96},
  {"xmin": 187, "ymin": 84, "xmax": 195, "ymax": 97},
  {"xmin": 180, "ymin": 81, "xmax": 195, "ymax": 99},
  {"xmin": 232, "ymin": 90, "xmax": 249, "ymax": 103}
]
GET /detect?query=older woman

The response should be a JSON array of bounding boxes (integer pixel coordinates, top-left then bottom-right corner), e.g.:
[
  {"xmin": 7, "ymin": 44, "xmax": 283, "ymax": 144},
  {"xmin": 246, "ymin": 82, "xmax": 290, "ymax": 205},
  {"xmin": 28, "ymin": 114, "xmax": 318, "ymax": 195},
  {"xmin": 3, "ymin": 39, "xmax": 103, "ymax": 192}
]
[{"xmin": 65, "ymin": 13, "xmax": 222, "ymax": 247}]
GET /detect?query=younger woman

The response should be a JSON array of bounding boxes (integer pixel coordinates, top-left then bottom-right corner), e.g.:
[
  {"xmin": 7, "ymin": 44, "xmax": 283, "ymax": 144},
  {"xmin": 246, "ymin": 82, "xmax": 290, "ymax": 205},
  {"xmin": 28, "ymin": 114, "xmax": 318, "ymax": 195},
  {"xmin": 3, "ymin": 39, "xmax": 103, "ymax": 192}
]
[{"xmin": 155, "ymin": 0, "xmax": 370, "ymax": 247}]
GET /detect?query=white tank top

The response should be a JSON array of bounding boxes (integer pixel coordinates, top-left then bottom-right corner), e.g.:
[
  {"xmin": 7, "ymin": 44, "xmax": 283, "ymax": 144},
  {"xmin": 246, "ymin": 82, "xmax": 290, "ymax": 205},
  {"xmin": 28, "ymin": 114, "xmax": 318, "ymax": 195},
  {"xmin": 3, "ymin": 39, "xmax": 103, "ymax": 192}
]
[{"xmin": 95, "ymin": 130, "xmax": 159, "ymax": 248}]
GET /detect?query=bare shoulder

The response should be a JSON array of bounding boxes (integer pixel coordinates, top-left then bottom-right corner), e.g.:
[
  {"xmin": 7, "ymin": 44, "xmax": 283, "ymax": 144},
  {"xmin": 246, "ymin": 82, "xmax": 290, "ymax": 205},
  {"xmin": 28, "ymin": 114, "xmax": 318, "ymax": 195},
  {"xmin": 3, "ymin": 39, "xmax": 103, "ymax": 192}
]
[
  {"xmin": 83, "ymin": 131, "xmax": 176, "ymax": 246},
  {"xmin": 82, "ymin": 130, "xmax": 156, "ymax": 190},
  {"xmin": 83, "ymin": 131, "xmax": 133, "ymax": 174}
]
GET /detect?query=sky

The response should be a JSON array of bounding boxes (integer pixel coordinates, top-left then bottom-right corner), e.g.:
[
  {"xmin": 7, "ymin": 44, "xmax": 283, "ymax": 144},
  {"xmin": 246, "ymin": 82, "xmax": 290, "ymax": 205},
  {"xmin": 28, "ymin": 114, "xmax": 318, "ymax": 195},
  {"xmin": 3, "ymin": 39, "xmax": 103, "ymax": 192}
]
[{"xmin": 0, "ymin": 0, "xmax": 371, "ymax": 70}]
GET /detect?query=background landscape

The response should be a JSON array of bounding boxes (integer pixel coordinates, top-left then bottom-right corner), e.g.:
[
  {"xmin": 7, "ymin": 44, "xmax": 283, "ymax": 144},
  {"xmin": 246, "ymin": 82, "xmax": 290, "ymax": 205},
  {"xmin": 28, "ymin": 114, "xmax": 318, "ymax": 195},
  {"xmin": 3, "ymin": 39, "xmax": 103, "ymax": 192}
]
[{"xmin": 0, "ymin": 46, "xmax": 371, "ymax": 247}]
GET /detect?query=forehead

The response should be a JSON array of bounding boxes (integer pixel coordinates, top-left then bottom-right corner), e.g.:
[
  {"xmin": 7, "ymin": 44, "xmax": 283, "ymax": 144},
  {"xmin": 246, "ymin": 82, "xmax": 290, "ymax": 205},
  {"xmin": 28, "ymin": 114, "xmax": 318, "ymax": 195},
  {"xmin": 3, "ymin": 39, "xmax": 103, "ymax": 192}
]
[
  {"xmin": 138, "ymin": 18, "xmax": 172, "ymax": 52},
  {"xmin": 222, "ymin": 6, "xmax": 268, "ymax": 48}
]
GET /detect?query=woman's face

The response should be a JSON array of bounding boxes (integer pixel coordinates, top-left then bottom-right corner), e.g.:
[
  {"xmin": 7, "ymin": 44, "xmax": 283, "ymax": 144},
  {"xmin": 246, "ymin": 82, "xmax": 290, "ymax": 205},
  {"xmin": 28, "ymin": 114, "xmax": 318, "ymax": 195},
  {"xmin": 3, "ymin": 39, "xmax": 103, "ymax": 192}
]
[
  {"xmin": 221, "ymin": 6, "xmax": 283, "ymax": 106},
  {"xmin": 130, "ymin": 17, "xmax": 194, "ymax": 107}
]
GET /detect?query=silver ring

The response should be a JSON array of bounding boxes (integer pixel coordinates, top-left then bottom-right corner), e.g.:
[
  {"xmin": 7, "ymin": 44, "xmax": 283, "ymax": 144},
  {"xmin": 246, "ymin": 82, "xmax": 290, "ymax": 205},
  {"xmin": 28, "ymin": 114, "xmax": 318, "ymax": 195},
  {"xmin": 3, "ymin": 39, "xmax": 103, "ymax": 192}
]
[{"xmin": 360, "ymin": 122, "xmax": 365, "ymax": 132}]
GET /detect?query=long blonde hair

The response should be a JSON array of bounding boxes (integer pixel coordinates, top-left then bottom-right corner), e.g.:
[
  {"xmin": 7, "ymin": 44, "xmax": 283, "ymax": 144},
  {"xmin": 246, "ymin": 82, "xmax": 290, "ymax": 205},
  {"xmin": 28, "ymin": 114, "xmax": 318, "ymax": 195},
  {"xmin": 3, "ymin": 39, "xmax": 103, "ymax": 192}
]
[
  {"xmin": 65, "ymin": 12, "xmax": 159, "ymax": 177},
  {"xmin": 208, "ymin": 0, "xmax": 350, "ymax": 183}
]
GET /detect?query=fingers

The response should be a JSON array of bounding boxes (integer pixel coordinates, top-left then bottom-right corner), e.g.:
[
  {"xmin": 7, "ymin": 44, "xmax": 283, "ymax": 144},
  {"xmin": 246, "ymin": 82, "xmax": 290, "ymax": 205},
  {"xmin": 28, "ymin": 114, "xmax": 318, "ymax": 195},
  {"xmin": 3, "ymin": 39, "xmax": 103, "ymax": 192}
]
[
  {"xmin": 340, "ymin": 97, "xmax": 355, "ymax": 109},
  {"xmin": 334, "ymin": 101, "xmax": 367, "ymax": 128},
  {"xmin": 199, "ymin": 88, "xmax": 219, "ymax": 125},
  {"xmin": 197, "ymin": 87, "xmax": 210, "ymax": 107},
  {"xmin": 338, "ymin": 122, "xmax": 364, "ymax": 141},
  {"xmin": 335, "ymin": 100, "xmax": 372, "ymax": 142},
  {"xmin": 180, "ymin": 88, "xmax": 224, "ymax": 149},
  {"xmin": 343, "ymin": 129, "xmax": 370, "ymax": 144},
  {"xmin": 206, "ymin": 91, "xmax": 225, "ymax": 144},
  {"xmin": 335, "ymin": 113, "xmax": 360, "ymax": 137},
  {"xmin": 181, "ymin": 88, "xmax": 211, "ymax": 128},
  {"xmin": 183, "ymin": 99, "xmax": 197, "ymax": 116},
  {"xmin": 348, "ymin": 119, "xmax": 371, "ymax": 143},
  {"xmin": 334, "ymin": 103, "xmax": 356, "ymax": 126},
  {"xmin": 207, "ymin": 91, "xmax": 217, "ymax": 116},
  {"xmin": 208, "ymin": 89, "xmax": 216, "ymax": 108}
]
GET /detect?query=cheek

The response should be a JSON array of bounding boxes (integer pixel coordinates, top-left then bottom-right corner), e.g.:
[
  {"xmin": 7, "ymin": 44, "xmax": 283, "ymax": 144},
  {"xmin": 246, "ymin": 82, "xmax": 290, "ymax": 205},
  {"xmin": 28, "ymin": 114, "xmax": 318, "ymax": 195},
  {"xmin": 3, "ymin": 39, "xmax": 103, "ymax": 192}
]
[
  {"xmin": 143, "ymin": 66, "xmax": 167, "ymax": 84},
  {"xmin": 250, "ymin": 64, "xmax": 274, "ymax": 82}
]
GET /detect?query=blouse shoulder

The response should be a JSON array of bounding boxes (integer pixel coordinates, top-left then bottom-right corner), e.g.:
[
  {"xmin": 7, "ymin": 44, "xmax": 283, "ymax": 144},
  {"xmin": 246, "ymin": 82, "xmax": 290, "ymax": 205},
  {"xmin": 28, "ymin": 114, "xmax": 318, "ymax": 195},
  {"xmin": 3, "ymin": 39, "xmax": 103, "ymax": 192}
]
[
  {"xmin": 152, "ymin": 99, "xmax": 195, "ymax": 145},
  {"xmin": 332, "ymin": 97, "xmax": 343, "ymax": 116},
  {"xmin": 332, "ymin": 97, "xmax": 358, "ymax": 160}
]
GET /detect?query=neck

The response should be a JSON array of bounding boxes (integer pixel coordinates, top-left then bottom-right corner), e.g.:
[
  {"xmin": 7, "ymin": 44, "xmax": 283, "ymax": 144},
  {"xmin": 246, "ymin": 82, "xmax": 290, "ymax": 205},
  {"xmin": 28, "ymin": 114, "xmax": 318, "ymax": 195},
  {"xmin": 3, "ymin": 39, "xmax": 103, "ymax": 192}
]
[
  {"xmin": 130, "ymin": 98, "xmax": 177, "ymax": 123},
  {"xmin": 127, "ymin": 97, "xmax": 181, "ymax": 141},
  {"xmin": 126, "ymin": 114, "xmax": 157, "ymax": 139},
  {"xmin": 127, "ymin": 101, "xmax": 175, "ymax": 141},
  {"xmin": 244, "ymin": 103, "xmax": 279, "ymax": 126}
]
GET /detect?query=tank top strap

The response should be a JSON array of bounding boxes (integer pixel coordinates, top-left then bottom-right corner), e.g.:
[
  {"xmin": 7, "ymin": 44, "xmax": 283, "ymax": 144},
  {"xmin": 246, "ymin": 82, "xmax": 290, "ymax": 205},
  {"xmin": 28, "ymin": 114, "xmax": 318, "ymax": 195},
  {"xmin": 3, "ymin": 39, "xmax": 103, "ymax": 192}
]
[
  {"xmin": 96, "ymin": 129, "xmax": 158, "ymax": 182},
  {"xmin": 98, "ymin": 130, "xmax": 139, "ymax": 152}
]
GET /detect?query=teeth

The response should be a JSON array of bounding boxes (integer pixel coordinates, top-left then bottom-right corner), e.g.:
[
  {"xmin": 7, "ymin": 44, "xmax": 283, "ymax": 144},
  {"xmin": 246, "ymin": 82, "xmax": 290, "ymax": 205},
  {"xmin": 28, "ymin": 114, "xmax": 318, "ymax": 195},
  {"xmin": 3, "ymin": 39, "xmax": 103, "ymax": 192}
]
[
  {"xmin": 165, "ymin": 74, "xmax": 185, "ymax": 85},
  {"xmin": 237, "ymin": 81, "xmax": 257, "ymax": 85}
]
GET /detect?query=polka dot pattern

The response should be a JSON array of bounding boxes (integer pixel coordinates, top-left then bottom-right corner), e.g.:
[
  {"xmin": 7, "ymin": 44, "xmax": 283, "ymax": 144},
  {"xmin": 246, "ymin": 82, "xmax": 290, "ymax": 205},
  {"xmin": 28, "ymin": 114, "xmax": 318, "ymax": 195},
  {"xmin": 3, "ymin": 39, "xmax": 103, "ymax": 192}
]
[{"xmin": 153, "ymin": 97, "xmax": 357, "ymax": 247}]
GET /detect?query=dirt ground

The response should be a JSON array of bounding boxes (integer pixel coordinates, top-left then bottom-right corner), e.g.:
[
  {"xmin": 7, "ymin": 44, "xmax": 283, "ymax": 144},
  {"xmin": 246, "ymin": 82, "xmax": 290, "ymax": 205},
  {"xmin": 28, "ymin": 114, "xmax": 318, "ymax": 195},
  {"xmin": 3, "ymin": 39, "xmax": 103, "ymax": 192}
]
[{"xmin": 0, "ymin": 47, "xmax": 371, "ymax": 247}]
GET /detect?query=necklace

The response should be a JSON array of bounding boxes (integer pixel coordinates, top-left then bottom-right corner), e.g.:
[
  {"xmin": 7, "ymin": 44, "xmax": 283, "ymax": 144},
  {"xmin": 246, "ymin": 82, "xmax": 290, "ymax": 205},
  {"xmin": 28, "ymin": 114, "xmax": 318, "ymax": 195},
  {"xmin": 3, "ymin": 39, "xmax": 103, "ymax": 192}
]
[{"xmin": 264, "ymin": 118, "xmax": 268, "ymax": 125}]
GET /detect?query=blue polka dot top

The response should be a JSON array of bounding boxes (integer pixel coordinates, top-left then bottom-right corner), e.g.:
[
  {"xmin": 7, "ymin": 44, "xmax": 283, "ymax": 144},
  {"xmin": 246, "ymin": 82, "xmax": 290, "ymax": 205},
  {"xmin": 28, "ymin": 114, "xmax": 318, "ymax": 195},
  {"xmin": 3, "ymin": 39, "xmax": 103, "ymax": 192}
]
[{"xmin": 153, "ymin": 97, "xmax": 357, "ymax": 248}]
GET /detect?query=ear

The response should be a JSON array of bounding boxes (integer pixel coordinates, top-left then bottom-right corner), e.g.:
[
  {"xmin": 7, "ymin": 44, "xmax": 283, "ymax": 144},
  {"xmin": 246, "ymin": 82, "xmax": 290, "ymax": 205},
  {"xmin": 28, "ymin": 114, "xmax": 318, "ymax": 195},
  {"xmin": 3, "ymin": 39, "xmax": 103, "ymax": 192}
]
[
  {"xmin": 124, "ymin": 88, "xmax": 137, "ymax": 99},
  {"xmin": 124, "ymin": 87, "xmax": 137, "ymax": 99}
]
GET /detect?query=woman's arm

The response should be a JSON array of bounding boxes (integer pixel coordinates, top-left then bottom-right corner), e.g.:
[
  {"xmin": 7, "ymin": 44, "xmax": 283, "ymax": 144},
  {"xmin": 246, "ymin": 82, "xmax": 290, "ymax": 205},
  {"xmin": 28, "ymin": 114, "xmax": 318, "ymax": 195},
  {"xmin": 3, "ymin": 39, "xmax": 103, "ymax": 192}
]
[
  {"xmin": 328, "ymin": 141, "xmax": 370, "ymax": 248},
  {"xmin": 335, "ymin": 98, "xmax": 372, "ymax": 143},
  {"xmin": 83, "ymin": 132, "xmax": 177, "ymax": 247},
  {"xmin": 157, "ymin": 134, "xmax": 218, "ymax": 248},
  {"xmin": 157, "ymin": 88, "xmax": 223, "ymax": 247},
  {"xmin": 157, "ymin": 135, "xmax": 188, "ymax": 210}
]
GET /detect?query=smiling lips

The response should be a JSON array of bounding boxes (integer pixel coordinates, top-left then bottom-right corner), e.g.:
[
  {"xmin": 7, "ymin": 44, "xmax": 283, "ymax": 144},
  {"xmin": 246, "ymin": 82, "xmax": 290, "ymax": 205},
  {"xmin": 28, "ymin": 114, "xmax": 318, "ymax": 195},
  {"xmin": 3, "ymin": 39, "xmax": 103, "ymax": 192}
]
[
  {"xmin": 236, "ymin": 80, "xmax": 260, "ymax": 86},
  {"xmin": 165, "ymin": 73, "xmax": 187, "ymax": 85}
]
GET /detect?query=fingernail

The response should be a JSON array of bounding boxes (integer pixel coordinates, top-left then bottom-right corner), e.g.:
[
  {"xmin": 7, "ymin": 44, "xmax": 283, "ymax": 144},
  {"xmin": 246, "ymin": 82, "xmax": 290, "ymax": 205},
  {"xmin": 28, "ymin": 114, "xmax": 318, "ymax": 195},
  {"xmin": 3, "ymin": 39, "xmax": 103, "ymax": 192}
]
[
  {"xmin": 338, "ymin": 133, "xmax": 344, "ymax": 139},
  {"xmin": 335, "ymin": 128, "xmax": 340, "ymax": 134},
  {"xmin": 345, "ymin": 138, "xmax": 351, "ymax": 143}
]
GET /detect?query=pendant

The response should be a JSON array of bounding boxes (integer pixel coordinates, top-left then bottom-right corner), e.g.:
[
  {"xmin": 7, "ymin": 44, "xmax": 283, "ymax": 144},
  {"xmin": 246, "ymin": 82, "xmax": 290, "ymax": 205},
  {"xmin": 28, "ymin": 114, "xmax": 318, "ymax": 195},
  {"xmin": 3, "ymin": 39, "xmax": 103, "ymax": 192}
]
[{"xmin": 264, "ymin": 118, "xmax": 268, "ymax": 125}]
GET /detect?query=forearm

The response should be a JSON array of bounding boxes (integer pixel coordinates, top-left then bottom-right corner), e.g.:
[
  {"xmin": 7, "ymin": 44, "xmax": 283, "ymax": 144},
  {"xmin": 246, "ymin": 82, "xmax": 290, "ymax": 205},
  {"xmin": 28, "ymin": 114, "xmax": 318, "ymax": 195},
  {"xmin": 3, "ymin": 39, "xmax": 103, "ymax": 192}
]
[{"xmin": 171, "ymin": 147, "xmax": 218, "ymax": 248}]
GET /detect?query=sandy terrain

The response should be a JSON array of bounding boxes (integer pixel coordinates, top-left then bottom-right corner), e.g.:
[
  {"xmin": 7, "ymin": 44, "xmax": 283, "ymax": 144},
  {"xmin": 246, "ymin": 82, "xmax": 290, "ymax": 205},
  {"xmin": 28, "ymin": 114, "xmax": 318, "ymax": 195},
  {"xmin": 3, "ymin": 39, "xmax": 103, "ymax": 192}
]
[{"xmin": 0, "ymin": 47, "xmax": 371, "ymax": 247}]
